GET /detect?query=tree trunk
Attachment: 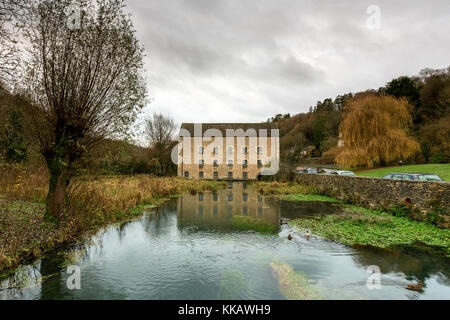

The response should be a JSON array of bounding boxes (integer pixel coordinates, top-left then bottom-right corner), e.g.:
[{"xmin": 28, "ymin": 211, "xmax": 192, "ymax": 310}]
[{"xmin": 44, "ymin": 156, "xmax": 70, "ymax": 223}]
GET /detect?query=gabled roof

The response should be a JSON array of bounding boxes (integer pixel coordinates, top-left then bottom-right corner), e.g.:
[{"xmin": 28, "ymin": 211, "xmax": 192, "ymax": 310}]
[{"xmin": 180, "ymin": 123, "xmax": 278, "ymax": 137}]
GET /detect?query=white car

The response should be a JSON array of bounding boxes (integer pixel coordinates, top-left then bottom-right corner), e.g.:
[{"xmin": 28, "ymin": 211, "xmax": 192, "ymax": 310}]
[{"xmin": 333, "ymin": 170, "xmax": 356, "ymax": 176}]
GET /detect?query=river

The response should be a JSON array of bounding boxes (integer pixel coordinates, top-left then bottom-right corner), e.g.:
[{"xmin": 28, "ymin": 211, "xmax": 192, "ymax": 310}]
[{"xmin": 1, "ymin": 182, "xmax": 449, "ymax": 300}]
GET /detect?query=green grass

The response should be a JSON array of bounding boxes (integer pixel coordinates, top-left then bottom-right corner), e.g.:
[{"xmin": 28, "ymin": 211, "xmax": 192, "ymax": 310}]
[
  {"xmin": 290, "ymin": 205, "xmax": 450, "ymax": 257},
  {"xmin": 231, "ymin": 215, "xmax": 277, "ymax": 233},
  {"xmin": 279, "ymin": 194, "xmax": 341, "ymax": 202},
  {"xmin": 355, "ymin": 164, "xmax": 450, "ymax": 181}
]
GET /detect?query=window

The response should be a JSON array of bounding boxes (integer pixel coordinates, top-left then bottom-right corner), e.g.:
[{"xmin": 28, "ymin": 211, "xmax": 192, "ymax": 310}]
[
  {"xmin": 423, "ymin": 174, "xmax": 441, "ymax": 181},
  {"xmin": 199, "ymin": 159, "xmax": 204, "ymax": 168},
  {"xmin": 242, "ymin": 146, "xmax": 248, "ymax": 154},
  {"xmin": 258, "ymin": 195, "xmax": 262, "ymax": 202},
  {"xmin": 184, "ymin": 171, "xmax": 189, "ymax": 178},
  {"xmin": 198, "ymin": 193, "xmax": 204, "ymax": 201},
  {"xmin": 199, "ymin": 147, "xmax": 204, "ymax": 154},
  {"xmin": 257, "ymin": 160, "xmax": 263, "ymax": 168},
  {"xmin": 243, "ymin": 159, "xmax": 248, "ymax": 168},
  {"xmin": 214, "ymin": 171, "xmax": 219, "ymax": 179},
  {"xmin": 213, "ymin": 205, "xmax": 218, "ymax": 216},
  {"xmin": 227, "ymin": 182, "xmax": 233, "ymax": 189},
  {"xmin": 243, "ymin": 206, "xmax": 248, "ymax": 216},
  {"xmin": 258, "ymin": 207, "xmax": 263, "ymax": 216},
  {"xmin": 243, "ymin": 193, "xmax": 248, "ymax": 202},
  {"xmin": 199, "ymin": 171, "xmax": 204, "ymax": 178},
  {"xmin": 227, "ymin": 147, "xmax": 233, "ymax": 154},
  {"xmin": 213, "ymin": 193, "xmax": 218, "ymax": 201},
  {"xmin": 213, "ymin": 147, "xmax": 219, "ymax": 155},
  {"xmin": 243, "ymin": 183, "xmax": 247, "ymax": 189},
  {"xmin": 213, "ymin": 159, "xmax": 219, "ymax": 167},
  {"xmin": 257, "ymin": 146, "xmax": 263, "ymax": 154},
  {"xmin": 227, "ymin": 160, "xmax": 233, "ymax": 167},
  {"xmin": 228, "ymin": 172, "xmax": 233, "ymax": 179},
  {"xmin": 243, "ymin": 172, "xmax": 248, "ymax": 180},
  {"xmin": 198, "ymin": 206, "xmax": 203, "ymax": 216},
  {"xmin": 228, "ymin": 193, "xmax": 233, "ymax": 201}
]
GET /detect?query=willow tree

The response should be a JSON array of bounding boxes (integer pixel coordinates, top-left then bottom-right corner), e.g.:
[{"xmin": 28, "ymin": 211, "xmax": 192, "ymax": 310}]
[
  {"xmin": 335, "ymin": 94, "xmax": 420, "ymax": 168},
  {"xmin": 22, "ymin": 0, "xmax": 147, "ymax": 222}
]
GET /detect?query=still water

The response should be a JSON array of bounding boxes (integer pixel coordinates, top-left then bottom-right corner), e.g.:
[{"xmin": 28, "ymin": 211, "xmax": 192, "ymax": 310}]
[{"xmin": 1, "ymin": 183, "xmax": 449, "ymax": 300}]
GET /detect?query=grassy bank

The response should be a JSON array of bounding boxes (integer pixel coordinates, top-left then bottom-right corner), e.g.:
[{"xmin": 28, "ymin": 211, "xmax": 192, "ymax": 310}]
[
  {"xmin": 254, "ymin": 182, "xmax": 450, "ymax": 257},
  {"xmin": 355, "ymin": 163, "xmax": 450, "ymax": 181},
  {"xmin": 285, "ymin": 195, "xmax": 450, "ymax": 257},
  {"xmin": 0, "ymin": 167, "xmax": 226, "ymax": 276},
  {"xmin": 253, "ymin": 181, "xmax": 316, "ymax": 195}
]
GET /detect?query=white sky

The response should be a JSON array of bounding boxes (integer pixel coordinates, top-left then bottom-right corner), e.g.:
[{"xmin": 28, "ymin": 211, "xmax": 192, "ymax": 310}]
[{"xmin": 125, "ymin": 0, "xmax": 450, "ymax": 126}]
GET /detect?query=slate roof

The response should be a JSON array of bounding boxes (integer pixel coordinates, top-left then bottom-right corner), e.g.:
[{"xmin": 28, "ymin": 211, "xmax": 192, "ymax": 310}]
[{"xmin": 179, "ymin": 123, "xmax": 278, "ymax": 137}]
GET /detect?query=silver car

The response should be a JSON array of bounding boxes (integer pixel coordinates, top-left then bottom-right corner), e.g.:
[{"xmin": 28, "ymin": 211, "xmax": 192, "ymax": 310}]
[
  {"xmin": 382, "ymin": 173, "xmax": 443, "ymax": 181},
  {"xmin": 333, "ymin": 170, "xmax": 356, "ymax": 176}
]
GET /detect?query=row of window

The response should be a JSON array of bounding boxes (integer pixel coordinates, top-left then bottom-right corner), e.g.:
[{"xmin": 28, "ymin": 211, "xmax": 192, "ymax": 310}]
[
  {"xmin": 185, "ymin": 171, "xmax": 249, "ymax": 179},
  {"xmin": 198, "ymin": 193, "xmax": 263, "ymax": 202},
  {"xmin": 199, "ymin": 146, "xmax": 264, "ymax": 155},
  {"xmin": 198, "ymin": 159, "xmax": 262, "ymax": 167},
  {"xmin": 198, "ymin": 205, "xmax": 263, "ymax": 217}
]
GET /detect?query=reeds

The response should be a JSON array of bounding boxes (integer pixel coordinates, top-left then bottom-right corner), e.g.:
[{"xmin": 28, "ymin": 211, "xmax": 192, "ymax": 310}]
[{"xmin": 254, "ymin": 181, "xmax": 313, "ymax": 195}]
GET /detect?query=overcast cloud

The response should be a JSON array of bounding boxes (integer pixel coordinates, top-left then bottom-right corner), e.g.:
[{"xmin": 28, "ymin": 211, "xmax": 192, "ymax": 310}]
[{"xmin": 125, "ymin": 0, "xmax": 450, "ymax": 125}]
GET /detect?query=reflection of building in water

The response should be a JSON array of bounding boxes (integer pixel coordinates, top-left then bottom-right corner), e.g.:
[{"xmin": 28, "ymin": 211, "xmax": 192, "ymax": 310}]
[{"xmin": 177, "ymin": 183, "xmax": 280, "ymax": 231}]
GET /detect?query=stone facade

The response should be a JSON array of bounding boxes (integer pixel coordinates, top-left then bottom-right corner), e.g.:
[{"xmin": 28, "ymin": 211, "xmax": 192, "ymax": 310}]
[
  {"xmin": 295, "ymin": 173, "xmax": 450, "ymax": 227},
  {"xmin": 177, "ymin": 123, "xmax": 279, "ymax": 180}
]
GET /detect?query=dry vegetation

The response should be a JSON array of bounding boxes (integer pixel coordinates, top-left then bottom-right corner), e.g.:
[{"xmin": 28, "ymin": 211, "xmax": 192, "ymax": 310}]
[
  {"xmin": 253, "ymin": 181, "xmax": 315, "ymax": 196},
  {"xmin": 0, "ymin": 164, "xmax": 225, "ymax": 275}
]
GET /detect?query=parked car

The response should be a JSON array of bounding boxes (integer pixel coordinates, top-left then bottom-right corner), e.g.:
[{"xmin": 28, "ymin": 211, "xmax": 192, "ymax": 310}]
[
  {"xmin": 382, "ymin": 173, "xmax": 443, "ymax": 181},
  {"xmin": 332, "ymin": 170, "xmax": 356, "ymax": 176},
  {"xmin": 420, "ymin": 174, "xmax": 443, "ymax": 181},
  {"xmin": 296, "ymin": 168, "xmax": 318, "ymax": 174}
]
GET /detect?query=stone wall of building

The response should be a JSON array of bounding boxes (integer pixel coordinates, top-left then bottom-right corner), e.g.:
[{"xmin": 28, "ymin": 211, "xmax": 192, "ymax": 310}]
[
  {"xmin": 178, "ymin": 136, "xmax": 276, "ymax": 180},
  {"xmin": 294, "ymin": 174, "xmax": 450, "ymax": 227}
]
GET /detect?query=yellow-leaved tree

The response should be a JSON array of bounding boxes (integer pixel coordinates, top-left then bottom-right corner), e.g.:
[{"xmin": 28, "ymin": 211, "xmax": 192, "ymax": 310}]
[{"xmin": 335, "ymin": 94, "xmax": 420, "ymax": 168}]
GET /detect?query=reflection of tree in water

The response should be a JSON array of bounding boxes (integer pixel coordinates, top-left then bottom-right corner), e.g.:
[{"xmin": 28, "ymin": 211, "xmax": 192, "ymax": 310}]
[
  {"xmin": 350, "ymin": 245, "xmax": 450, "ymax": 285},
  {"xmin": 39, "ymin": 254, "xmax": 65, "ymax": 300},
  {"xmin": 1, "ymin": 241, "xmax": 92, "ymax": 299},
  {"xmin": 115, "ymin": 220, "xmax": 134, "ymax": 241},
  {"xmin": 141, "ymin": 200, "xmax": 178, "ymax": 236},
  {"xmin": 266, "ymin": 197, "xmax": 342, "ymax": 219},
  {"xmin": 0, "ymin": 263, "xmax": 41, "ymax": 299}
]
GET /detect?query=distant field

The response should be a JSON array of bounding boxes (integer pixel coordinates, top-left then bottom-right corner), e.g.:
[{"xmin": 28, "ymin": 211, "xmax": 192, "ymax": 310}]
[{"xmin": 355, "ymin": 164, "xmax": 450, "ymax": 181}]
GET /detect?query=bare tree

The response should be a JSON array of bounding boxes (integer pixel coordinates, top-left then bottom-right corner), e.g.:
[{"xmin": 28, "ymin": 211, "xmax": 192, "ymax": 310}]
[
  {"xmin": 0, "ymin": 0, "xmax": 28, "ymax": 86},
  {"xmin": 22, "ymin": 0, "xmax": 147, "ymax": 222},
  {"xmin": 144, "ymin": 113, "xmax": 176, "ymax": 175}
]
